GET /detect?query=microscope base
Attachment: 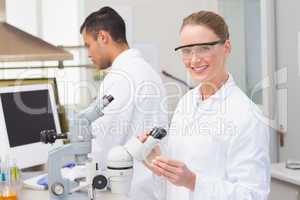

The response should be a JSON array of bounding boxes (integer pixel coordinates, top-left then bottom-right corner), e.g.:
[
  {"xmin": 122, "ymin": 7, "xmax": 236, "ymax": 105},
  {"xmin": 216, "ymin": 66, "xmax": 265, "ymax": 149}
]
[{"xmin": 50, "ymin": 191, "xmax": 91, "ymax": 200}]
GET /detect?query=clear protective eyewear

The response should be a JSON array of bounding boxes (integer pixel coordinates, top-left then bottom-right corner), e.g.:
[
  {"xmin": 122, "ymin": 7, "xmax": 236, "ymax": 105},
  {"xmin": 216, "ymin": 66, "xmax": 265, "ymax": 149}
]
[{"xmin": 174, "ymin": 40, "xmax": 225, "ymax": 59}]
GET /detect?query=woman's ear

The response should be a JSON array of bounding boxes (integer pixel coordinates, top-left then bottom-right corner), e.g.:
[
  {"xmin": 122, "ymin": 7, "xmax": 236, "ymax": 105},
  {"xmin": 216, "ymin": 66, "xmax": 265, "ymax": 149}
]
[{"xmin": 224, "ymin": 40, "xmax": 231, "ymax": 55}]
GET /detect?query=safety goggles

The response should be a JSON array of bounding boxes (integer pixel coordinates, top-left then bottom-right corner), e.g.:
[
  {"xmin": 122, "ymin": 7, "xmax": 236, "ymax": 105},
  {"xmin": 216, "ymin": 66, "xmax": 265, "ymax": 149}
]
[{"xmin": 174, "ymin": 40, "xmax": 225, "ymax": 59}]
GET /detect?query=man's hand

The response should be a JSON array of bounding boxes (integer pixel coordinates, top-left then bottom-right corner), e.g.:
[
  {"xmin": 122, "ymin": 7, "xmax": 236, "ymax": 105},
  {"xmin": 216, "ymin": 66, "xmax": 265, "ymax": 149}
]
[{"xmin": 151, "ymin": 156, "xmax": 196, "ymax": 191}]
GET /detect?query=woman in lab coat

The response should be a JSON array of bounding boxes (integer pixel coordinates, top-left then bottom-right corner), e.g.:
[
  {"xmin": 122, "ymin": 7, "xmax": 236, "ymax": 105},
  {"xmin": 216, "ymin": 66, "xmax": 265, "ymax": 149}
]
[{"xmin": 143, "ymin": 10, "xmax": 270, "ymax": 200}]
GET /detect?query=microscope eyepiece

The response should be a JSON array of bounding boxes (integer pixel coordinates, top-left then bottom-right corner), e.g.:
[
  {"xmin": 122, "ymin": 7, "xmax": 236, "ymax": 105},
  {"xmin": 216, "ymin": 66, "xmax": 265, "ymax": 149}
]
[
  {"xmin": 149, "ymin": 127, "xmax": 167, "ymax": 140},
  {"xmin": 40, "ymin": 130, "xmax": 67, "ymax": 144},
  {"xmin": 104, "ymin": 95, "xmax": 114, "ymax": 103}
]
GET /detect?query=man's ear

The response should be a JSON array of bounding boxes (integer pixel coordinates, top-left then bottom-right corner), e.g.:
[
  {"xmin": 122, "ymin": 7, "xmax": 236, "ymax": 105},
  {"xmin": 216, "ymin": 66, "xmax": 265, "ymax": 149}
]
[{"xmin": 97, "ymin": 31, "xmax": 109, "ymax": 44}]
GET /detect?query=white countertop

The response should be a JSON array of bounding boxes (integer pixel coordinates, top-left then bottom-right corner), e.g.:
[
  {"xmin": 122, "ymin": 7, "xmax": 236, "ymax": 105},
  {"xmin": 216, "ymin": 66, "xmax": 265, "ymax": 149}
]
[
  {"xmin": 271, "ymin": 162, "xmax": 300, "ymax": 186},
  {"xmin": 20, "ymin": 188, "xmax": 130, "ymax": 200}
]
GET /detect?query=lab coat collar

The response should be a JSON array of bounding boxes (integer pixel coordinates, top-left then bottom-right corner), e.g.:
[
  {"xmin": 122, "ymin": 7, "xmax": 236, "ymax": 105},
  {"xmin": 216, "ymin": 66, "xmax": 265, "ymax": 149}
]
[
  {"xmin": 111, "ymin": 49, "xmax": 141, "ymax": 70},
  {"xmin": 192, "ymin": 73, "xmax": 235, "ymax": 107}
]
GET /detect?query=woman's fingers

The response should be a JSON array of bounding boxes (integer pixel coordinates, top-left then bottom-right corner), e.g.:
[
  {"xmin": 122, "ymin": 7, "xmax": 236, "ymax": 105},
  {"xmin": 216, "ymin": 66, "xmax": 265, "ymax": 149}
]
[
  {"xmin": 155, "ymin": 156, "xmax": 184, "ymax": 168},
  {"xmin": 146, "ymin": 145, "xmax": 161, "ymax": 163},
  {"xmin": 152, "ymin": 156, "xmax": 196, "ymax": 190},
  {"xmin": 152, "ymin": 159, "xmax": 178, "ymax": 175},
  {"xmin": 137, "ymin": 132, "xmax": 149, "ymax": 143},
  {"xmin": 150, "ymin": 161, "xmax": 167, "ymax": 176},
  {"xmin": 151, "ymin": 161, "xmax": 177, "ymax": 180}
]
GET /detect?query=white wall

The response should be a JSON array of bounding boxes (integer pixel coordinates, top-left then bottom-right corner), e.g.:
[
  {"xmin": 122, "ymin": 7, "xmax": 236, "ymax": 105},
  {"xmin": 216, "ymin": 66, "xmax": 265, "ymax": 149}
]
[{"xmin": 6, "ymin": 0, "xmax": 39, "ymax": 36}]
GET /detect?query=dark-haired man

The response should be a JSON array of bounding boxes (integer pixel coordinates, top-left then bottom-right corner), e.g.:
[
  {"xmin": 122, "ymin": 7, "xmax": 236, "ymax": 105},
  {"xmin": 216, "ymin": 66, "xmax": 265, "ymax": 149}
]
[{"xmin": 80, "ymin": 6, "xmax": 168, "ymax": 200}]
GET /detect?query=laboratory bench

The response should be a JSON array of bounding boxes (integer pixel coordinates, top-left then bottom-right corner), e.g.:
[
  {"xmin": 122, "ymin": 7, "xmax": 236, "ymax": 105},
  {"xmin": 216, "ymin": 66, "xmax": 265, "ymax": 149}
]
[
  {"xmin": 269, "ymin": 162, "xmax": 300, "ymax": 200},
  {"xmin": 20, "ymin": 188, "xmax": 130, "ymax": 200}
]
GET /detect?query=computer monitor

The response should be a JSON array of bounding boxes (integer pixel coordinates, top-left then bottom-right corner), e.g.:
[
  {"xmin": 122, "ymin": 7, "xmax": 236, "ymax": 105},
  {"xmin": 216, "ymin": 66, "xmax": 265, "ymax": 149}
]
[{"xmin": 0, "ymin": 84, "xmax": 62, "ymax": 169}]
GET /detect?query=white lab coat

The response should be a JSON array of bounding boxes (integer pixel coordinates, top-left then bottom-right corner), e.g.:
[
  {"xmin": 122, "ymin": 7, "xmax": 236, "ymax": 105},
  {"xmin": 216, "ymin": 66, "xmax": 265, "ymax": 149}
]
[
  {"xmin": 160, "ymin": 74, "xmax": 270, "ymax": 200},
  {"xmin": 91, "ymin": 49, "xmax": 168, "ymax": 200}
]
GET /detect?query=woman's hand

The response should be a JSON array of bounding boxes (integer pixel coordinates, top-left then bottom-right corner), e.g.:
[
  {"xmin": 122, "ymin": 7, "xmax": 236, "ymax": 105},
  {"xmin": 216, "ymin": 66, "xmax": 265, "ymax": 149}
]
[
  {"xmin": 137, "ymin": 133, "xmax": 162, "ymax": 173},
  {"xmin": 137, "ymin": 132, "xmax": 149, "ymax": 143},
  {"xmin": 151, "ymin": 156, "xmax": 196, "ymax": 191}
]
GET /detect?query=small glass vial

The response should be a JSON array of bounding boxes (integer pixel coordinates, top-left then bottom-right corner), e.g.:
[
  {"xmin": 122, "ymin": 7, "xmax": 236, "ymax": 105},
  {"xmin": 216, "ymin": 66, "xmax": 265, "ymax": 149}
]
[
  {"xmin": 1, "ymin": 184, "xmax": 18, "ymax": 200},
  {"xmin": 0, "ymin": 175, "xmax": 3, "ymax": 200},
  {"xmin": 0, "ymin": 158, "xmax": 19, "ymax": 200}
]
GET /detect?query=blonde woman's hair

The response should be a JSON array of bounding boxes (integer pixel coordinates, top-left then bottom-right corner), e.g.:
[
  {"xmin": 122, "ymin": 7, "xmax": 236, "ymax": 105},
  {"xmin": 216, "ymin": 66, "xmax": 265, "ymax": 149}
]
[{"xmin": 181, "ymin": 11, "xmax": 230, "ymax": 41}]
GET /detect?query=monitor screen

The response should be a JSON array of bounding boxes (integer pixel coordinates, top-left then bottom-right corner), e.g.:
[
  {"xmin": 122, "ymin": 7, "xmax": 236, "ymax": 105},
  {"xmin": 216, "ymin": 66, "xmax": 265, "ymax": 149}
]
[
  {"xmin": 0, "ymin": 84, "xmax": 62, "ymax": 169},
  {"xmin": 1, "ymin": 90, "xmax": 56, "ymax": 147}
]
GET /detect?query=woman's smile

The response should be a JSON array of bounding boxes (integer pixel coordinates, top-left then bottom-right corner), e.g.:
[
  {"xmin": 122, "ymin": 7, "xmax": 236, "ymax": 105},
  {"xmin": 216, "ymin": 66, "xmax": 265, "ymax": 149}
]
[{"xmin": 190, "ymin": 65, "xmax": 209, "ymax": 73}]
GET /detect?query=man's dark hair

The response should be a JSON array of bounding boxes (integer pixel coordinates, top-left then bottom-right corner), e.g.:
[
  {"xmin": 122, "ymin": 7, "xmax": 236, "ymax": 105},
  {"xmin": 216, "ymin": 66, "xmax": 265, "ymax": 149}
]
[{"xmin": 80, "ymin": 7, "xmax": 128, "ymax": 44}]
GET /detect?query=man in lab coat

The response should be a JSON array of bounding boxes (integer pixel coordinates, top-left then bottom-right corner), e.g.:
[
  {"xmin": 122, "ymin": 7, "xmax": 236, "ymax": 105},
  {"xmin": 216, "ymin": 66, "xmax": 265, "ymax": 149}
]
[{"xmin": 80, "ymin": 6, "xmax": 168, "ymax": 200}]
